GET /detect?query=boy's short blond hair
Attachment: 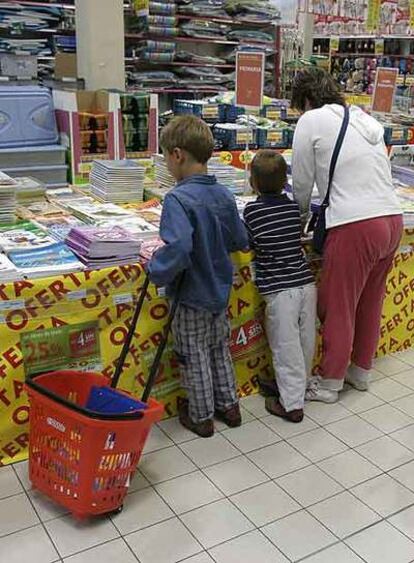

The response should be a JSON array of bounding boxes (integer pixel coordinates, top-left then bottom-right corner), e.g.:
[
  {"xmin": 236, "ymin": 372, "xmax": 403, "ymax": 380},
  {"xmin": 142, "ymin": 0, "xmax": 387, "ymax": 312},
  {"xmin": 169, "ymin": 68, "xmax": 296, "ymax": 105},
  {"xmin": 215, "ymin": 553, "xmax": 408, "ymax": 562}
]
[{"xmin": 160, "ymin": 115, "xmax": 215, "ymax": 164}]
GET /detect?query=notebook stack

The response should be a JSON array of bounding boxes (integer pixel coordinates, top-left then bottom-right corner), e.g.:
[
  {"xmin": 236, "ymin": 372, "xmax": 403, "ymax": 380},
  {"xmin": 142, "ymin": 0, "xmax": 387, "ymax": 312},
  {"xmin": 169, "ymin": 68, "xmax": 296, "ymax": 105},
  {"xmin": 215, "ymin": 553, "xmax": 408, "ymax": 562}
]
[
  {"xmin": 208, "ymin": 158, "xmax": 245, "ymax": 194},
  {"xmin": 0, "ymin": 253, "xmax": 21, "ymax": 281},
  {"xmin": 0, "ymin": 172, "xmax": 18, "ymax": 225},
  {"xmin": 89, "ymin": 160, "xmax": 145, "ymax": 203},
  {"xmin": 153, "ymin": 154, "xmax": 175, "ymax": 191},
  {"xmin": 66, "ymin": 225, "xmax": 142, "ymax": 270},
  {"xmin": 15, "ymin": 177, "xmax": 46, "ymax": 205}
]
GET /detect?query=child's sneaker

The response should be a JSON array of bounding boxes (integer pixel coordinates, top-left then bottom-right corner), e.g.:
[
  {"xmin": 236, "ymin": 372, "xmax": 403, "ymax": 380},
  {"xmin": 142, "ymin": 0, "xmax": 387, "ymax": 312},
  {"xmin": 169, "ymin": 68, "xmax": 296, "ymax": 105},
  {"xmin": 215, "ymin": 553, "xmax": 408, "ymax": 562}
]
[
  {"xmin": 178, "ymin": 397, "xmax": 214, "ymax": 438},
  {"xmin": 265, "ymin": 396, "xmax": 304, "ymax": 423},
  {"xmin": 305, "ymin": 376, "xmax": 339, "ymax": 403},
  {"xmin": 345, "ymin": 364, "xmax": 370, "ymax": 391},
  {"xmin": 215, "ymin": 404, "xmax": 242, "ymax": 428}
]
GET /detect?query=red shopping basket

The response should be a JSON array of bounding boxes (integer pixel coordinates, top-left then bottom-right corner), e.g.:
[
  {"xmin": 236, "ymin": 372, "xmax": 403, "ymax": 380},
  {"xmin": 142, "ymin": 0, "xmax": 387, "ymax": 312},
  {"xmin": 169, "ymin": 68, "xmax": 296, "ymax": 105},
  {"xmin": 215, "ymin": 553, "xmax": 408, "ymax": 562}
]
[{"xmin": 25, "ymin": 274, "xmax": 179, "ymax": 519}]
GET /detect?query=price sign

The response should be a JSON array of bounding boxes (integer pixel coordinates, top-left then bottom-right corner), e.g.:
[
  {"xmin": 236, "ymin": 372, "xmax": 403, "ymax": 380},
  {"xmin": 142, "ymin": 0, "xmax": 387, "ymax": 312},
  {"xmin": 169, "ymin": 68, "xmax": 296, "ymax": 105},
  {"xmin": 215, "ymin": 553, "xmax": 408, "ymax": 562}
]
[
  {"xmin": 235, "ymin": 51, "xmax": 265, "ymax": 109},
  {"xmin": 372, "ymin": 67, "xmax": 399, "ymax": 113},
  {"xmin": 21, "ymin": 322, "xmax": 101, "ymax": 376}
]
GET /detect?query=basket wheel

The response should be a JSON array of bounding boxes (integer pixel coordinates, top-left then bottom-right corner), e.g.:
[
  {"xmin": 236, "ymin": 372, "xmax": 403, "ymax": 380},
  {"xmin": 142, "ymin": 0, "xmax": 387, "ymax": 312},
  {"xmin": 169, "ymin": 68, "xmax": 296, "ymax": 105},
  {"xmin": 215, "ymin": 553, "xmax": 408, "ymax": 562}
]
[{"xmin": 108, "ymin": 504, "xmax": 124, "ymax": 517}]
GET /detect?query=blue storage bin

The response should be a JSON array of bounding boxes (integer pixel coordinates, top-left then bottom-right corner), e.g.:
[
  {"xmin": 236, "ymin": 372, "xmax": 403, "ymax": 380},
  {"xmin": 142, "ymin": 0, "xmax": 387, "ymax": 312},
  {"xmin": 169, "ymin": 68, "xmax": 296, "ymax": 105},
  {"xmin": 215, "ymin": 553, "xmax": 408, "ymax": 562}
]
[
  {"xmin": 0, "ymin": 86, "xmax": 58, "ymax": 148},
  {"xmin": 3, "ymin": 164, "xmax": 68, "ymax": 187},
  {"xmin": 257, "ymin": 127, "xmax": 290, "ymax": 149},
  {"xmin": 174, "ymin": 100, "xmax": 225, "ymax": 123},
  {"xmin": 0, "ymin": 145, "xmax": 66, "ymax": 168},
  {"xmin": 213, "ymin": 125, "xmax": 257, "ymax": 150},
  {"xmin": 383, "ymin": 125, "xmax": 409, "ymax": 146}
]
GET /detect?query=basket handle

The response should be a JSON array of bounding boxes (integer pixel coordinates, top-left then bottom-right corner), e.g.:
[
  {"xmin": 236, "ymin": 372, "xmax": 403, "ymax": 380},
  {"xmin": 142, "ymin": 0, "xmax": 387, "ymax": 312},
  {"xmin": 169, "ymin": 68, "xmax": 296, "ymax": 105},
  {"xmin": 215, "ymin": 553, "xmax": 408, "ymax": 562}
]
[
  {"xmin": 111, "ymin": 274, "xmax": 151, "ymax": 389},
  {"xmin": 141, "ymin": 273, "xmax": 184, "ymax": 403}
]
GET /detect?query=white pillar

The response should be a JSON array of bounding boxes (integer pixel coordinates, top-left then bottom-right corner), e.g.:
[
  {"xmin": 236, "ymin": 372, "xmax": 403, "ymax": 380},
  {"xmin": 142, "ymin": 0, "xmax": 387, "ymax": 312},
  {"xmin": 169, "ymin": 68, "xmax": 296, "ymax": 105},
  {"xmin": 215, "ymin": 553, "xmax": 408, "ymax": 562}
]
[
  {"xmin": 75, "ymin": 0, "xmax": 125, "ymax": 90},
  {"xmin": 298, "ymin": 11, "xmax": 314, "ymax": 59}
]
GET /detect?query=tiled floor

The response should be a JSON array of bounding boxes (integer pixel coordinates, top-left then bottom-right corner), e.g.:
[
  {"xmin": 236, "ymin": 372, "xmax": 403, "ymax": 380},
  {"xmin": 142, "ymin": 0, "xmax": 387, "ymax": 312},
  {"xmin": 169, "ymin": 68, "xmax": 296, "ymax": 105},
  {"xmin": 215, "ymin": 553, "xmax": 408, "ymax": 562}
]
[{"xmin": 2, "ymin": 352, "xmax": 414, "ymax": 562}]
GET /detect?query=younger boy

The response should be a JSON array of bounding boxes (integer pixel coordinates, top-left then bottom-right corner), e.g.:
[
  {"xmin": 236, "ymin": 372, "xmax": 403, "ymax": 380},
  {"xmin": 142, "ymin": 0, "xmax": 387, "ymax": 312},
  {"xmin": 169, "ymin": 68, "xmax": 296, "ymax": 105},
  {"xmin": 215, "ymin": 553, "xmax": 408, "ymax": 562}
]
[
  {"xmin": 148, "ymin": 115, "xmax": 248, "ymax": 438},
  {"xmin": 243, "ymin": 150, "xmax": 316, "ymax": 422}
]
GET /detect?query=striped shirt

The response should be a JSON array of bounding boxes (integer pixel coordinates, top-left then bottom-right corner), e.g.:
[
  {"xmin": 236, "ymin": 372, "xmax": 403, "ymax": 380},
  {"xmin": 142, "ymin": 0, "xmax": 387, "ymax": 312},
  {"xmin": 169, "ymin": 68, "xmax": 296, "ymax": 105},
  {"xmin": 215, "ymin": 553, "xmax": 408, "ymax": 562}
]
[{"xmin": 243, "ymin": 194, "xmax": 314, "ymax": 295}]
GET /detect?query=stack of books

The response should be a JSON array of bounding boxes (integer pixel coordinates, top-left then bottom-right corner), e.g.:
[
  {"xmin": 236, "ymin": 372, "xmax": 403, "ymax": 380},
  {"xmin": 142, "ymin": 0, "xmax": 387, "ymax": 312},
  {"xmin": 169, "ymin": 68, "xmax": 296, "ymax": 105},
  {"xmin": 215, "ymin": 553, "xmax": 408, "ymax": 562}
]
[
  {"xmin": 15, "ymin": 177, "xmax": 46, "ymax": 205},
  {"xmin": 90, "ymin": 160, "xmax": 145, "ymax": 203},
  {"xmin": 0, "ymin": 172, "xmax": 17, "ymax": 225},
  {"xmin": 66, "ymin": 225, "xmax": 142, "ymax": 270}
]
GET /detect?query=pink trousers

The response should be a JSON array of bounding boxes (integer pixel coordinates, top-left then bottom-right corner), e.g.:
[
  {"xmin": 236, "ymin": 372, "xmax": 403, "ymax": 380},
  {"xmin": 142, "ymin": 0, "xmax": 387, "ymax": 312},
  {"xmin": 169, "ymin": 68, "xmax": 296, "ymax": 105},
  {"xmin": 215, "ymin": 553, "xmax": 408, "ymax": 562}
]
[{"xmin": 319, "ymin": 215, "xmax": 403, "ymax": 385}]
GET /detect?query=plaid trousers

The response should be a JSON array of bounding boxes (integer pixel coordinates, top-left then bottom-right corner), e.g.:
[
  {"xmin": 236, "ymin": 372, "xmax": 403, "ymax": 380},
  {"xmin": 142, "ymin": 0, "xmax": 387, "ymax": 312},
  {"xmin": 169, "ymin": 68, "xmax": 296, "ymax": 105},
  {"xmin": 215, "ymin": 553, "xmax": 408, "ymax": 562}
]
[{"xmin": 173, "ymin": 304, "xmax": 238, "ymax": 423}]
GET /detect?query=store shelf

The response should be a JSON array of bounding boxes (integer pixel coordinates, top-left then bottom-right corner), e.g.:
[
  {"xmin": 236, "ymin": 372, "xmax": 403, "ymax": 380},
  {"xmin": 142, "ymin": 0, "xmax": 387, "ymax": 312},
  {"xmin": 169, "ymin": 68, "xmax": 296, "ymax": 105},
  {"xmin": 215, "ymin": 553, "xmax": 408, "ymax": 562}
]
[
  {"xmin": 6, "ymin": 1, "xmax": 75, "ymax": 9},
  {"xmin": 125, "ymin": 58, "xmax": 235, "ymax": 69},
  {"xmin": 125, "ymin": 33, "xmax": 239, "ymax": 46},
  {"xmin": 129, "ymin": 87, "xmax": 226, "ymax": 94},
  {"xmin": 175, "ymin": 14, "xmax": 277, "ymax": 27}
]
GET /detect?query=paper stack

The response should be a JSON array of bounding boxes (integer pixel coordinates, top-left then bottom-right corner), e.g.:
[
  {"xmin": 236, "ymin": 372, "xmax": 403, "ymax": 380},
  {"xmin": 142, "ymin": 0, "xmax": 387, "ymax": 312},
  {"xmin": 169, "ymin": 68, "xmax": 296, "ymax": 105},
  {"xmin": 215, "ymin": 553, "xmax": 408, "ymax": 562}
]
[
  {"xmin": 208, "ymin": 158, "xmax": 245, "ymax": 194},
  {"xmin": 0, "ymin": 254, "xmax": 21, "ymax": 281},
  {"xmin": 153, "ymin": 154, "xmax": 176, "ymax": 192},
  {"xmin": 90, "ymin": 160, "xmax": 145, "ymax": 203},
  {"xmin": 66, "ymin": 225, "xmax": 142, "ymax": 270},
  {"xmin": 139, "ymin": 237, "xmax": 165, "ymax": 265},
  {"xmin": 14, "ymin": 177, "xmax": 46, "ymax": 205},
  {"xmin": 0, "ymin": 172, "xmax": 18, "ymax": 225}
]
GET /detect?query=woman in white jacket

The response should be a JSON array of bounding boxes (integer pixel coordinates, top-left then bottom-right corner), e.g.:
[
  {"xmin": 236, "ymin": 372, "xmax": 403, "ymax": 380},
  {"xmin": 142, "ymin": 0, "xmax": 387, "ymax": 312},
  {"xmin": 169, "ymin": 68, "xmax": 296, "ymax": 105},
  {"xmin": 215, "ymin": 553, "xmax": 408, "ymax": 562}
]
[{"xmin": 291, "ymin": 68, "xmax": 403, "ymax": 403}]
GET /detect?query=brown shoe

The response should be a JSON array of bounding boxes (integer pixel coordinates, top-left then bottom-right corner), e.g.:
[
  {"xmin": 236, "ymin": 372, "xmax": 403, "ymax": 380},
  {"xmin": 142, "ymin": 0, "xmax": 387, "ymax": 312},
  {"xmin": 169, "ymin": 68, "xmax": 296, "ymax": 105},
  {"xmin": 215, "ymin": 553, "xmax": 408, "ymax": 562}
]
[
  {"xmin": 265, "ymin": 396, "xmax": 304, "ymax": 423},
  {"xmin": 258, "ymin": 377, "xmax": 280, "ymax": 398},
  {"xmin": 215, "ymin": 403, "xmax": 242, "ymax": 428},
  {"xmin": 177, "ymin": 397, "xmax": 214, "ymax": 438}
]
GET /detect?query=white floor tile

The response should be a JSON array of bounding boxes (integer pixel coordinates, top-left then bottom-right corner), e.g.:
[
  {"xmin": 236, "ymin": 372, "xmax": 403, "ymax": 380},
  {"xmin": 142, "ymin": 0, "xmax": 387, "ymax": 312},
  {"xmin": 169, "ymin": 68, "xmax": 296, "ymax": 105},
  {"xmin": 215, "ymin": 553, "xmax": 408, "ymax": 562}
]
[
  {"xmin": 393, "ymin": 369, "xmax": 414, "ymax": 390},
  {"xmin": 393, "ymin": 394, "xmax": 414, "ymax": 418},
  {"xmin": 351, "ymin": 474, "xmax": 414, "ymax": 517},
  {"xmin": 143, "ymin": 425, "xmax": 174, "ymax": 454},
  {"xmin": 0, "ymin": 466, "xmax": 22, "ymax": 500},
  {"xmin": 374, "ymin": 356, "xmax": 411, "ymax": 376},
  {"xmin": 0, "ymin": 493, "xmax": 39, "ymax": 537},
  {"xmin": 203, "ymin": 456, "xmax": 268, "ymax": 495},
  {"xmin": 262, "ymin": 413, "xmax": 318, "ymax": 439},
  {"xmin": 180, "ymin": 434, "xmax": 240, "ymax": 468},
  {"xmin": 12, "ymin": 460, "xmax": 31, "ymax": 491},
  {"xmin": 231, "ymin": 481, "xmax": 300, "ymax": 526},
  {"xmin": 370, "ymin": 378, "xmax": 413, "ymax": 402},
  {"xmin": 305, "ymin": 402, "xmax": 352, "ymax": 425},
  {"xmin": 327, "ymin": 416, "xmax": 382, "ymax": 447},
  {"xmin": 125, "ymin": 517, "xmax": 202, "ymax": 563},
  {"xmin": 27, "ymin": 489, "xmax": 69, "ymax": 522},
  {"xmin": 345, "ymin": 521, "xmax": 414, "ymax": 563},
  {"xmin": 45, "ymin": 515, "xmax": 119, "ymax": 558},
  {"xmin": 391, "ymin": 424, "xmax": 414, "ymax": 451},
  {"xmin": 370, "ymin": 369, "xmax": 387, "ymax": 382},
  {"xmin": 222, "ymin": 420, "xmax": 280, "ymax": 453},
  {"xmin": 360, "ymin": 404, "xmax": 413, "ymax": 434},
  {"xmin": 128, "ymin": 469, "xmax": 151, "ymax": 493},
  {"xmin": 390, "ymin": 506, "xmax": 414, "ymax": 541},
  {"xmin": 110, "ymin": 487, "xmax": 173, "ymax": 535},
  {"xmin": 158, "ymin": 417, "xmax": 199, "ymax": 444},
  {"xmin": 397, "ymin": 350, "xmax": 414, "ymax": 367},
  {"xmin": 288, "ymin": 428, "xmax": 348, "ymax": 463},
  {"xmin": 317, "ymin": 450, "xmax": 382, "ymax": 489},
  {"xmin": 182, "ymin": 554, "xmax": 214, "ymax": 563},
  {"xmin": 181, "ymin": 499, "xmax": 253, "ymax": 549},
  {"xmin": 276, "ymin": 465, "xmax": 343, "ymax": 507},
  {"xmin": 0, "ymin": 524, "xmax": 59, "ymax": 563},
  {"xmin": 309, "ymin": 491, "xmax": 380, "ymax": 539},
  {"xmin": 240, "ymin": 394, "xmax": 268, "ymax": 417},
  {"xmin": 356, "ymin": 435, "xmax": 414, "ymax": 471},
  {"xmin": 140, "ymin": 445, "xmax": 197, "ymax": 484},
  {"xmin": 209, "ymin": 529, "xmax": 289, "ymax": 563},
  {"xmin": 302, "ymin": 542, "xmax": 364, "ymax": 562},
  {"xmin": 262, "ymin": 510, "xmax": 336, "ymax": 562},
  {"xmin": 155, "ymin": 471, "xmax": 223, "ymax": 514},
  {"xmin": 391, "ymin": 460, "xmax": 414, "ymax": 491},
  {"xmin": 339, "ymin": 389, "xmax": 384, "ymax": 414},
  {"xmin": 247, "ymin": 442, "xmax": 310, "ymax": 479},
  {"xmin": 63, "ymin": 538, "xmax": 137, "ymax": 563}
]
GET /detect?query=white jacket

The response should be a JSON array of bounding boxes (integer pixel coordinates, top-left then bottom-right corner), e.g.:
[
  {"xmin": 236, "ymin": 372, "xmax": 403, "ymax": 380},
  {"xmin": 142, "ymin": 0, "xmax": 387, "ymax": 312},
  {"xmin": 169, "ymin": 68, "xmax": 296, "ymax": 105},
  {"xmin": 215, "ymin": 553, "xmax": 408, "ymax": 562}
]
[{"xmin": 292, "ymin": 104, "xmax": 402, "ymax": 229}]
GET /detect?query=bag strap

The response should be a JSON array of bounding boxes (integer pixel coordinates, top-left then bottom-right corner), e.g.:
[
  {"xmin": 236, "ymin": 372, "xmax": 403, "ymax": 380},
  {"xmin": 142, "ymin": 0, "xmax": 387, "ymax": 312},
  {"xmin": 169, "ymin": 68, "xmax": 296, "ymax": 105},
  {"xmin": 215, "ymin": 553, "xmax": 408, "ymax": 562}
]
[{"xmin": 322, "ymin": 105, "xmax": 350, "ymax": 208}]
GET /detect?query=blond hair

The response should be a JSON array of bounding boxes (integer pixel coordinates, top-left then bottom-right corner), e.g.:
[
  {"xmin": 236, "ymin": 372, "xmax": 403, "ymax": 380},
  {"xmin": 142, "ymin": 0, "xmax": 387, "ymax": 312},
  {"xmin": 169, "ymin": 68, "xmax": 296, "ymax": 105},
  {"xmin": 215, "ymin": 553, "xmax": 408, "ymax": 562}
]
[{"xmin": 160, "ymin": 115, "xmax": 214, "ymax": 164}]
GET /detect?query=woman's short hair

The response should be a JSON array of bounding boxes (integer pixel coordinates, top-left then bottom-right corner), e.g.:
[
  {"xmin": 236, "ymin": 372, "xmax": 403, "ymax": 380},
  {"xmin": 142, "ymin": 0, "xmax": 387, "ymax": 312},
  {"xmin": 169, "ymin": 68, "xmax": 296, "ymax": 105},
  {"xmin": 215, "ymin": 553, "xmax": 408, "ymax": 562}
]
[{"xmin": 291, "ymin": 67, "xmax": 345, "ymax": 112}]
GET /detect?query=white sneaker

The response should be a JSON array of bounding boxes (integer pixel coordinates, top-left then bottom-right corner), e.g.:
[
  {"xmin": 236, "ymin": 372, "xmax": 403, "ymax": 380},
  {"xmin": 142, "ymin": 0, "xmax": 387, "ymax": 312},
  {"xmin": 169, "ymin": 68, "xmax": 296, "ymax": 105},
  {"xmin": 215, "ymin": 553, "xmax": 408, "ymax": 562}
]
[
  {"xmin": 305, "ymin": 376, "xmax": 339, "ymax": 404},
  {"xmin": 345, "ymin": 364, "xmax": 370, "ymax": 392}
]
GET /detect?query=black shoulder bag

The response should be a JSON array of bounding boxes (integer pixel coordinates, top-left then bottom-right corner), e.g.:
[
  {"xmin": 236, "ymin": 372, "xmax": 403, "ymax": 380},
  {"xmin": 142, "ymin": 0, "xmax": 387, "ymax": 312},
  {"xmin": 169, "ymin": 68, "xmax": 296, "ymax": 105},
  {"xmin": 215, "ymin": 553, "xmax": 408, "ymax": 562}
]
[{"xmin": 312, "ymin": 105, "xmax": 350, "ymax": 254}]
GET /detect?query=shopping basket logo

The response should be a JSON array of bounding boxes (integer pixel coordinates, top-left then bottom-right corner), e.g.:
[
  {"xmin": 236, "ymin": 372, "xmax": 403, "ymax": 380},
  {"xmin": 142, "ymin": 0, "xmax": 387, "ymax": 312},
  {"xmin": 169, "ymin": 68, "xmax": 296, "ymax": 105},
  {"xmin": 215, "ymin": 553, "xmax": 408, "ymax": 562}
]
[{"xmin": 46, "ymin": 417, "xmax": 66, "ymax": 433}]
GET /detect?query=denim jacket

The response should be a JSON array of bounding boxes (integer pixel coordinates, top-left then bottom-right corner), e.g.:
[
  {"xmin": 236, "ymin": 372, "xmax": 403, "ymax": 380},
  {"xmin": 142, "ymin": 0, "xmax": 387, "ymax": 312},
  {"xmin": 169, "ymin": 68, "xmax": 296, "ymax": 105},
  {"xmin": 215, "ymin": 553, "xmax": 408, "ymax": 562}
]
[{"xmin": 148, "ymin": 174, "xmax": 248, "ymax": 311}]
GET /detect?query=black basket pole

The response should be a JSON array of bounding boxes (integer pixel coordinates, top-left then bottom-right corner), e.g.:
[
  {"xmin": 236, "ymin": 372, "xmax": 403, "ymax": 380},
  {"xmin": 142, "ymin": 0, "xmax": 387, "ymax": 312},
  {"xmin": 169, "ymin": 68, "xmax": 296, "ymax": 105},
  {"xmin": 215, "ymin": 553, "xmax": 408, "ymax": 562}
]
[
  {"xmin": 141, "ymin": 273, "xmax": 184, "ymax": 403},
  {"xmin": 111, "ymin": 274, "xmax": 151, "ymax": 389}
]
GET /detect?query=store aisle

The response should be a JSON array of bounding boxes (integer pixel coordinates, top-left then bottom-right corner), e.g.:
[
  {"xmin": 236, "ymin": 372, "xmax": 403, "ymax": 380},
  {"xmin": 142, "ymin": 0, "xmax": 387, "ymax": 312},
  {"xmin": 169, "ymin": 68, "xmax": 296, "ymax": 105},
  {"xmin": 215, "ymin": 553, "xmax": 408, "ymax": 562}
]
[{"xmin": 2, "ymin": 351, "xmax": 414, "ymax": 563}]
